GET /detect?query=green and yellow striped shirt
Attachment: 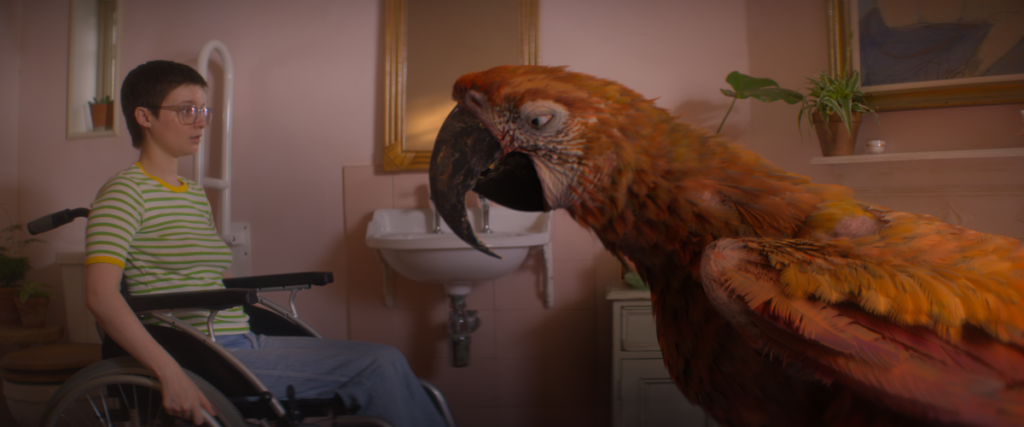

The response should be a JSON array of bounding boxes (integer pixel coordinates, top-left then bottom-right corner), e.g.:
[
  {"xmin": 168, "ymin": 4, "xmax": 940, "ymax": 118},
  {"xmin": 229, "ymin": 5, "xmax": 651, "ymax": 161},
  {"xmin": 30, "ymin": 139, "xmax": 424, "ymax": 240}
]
[{"xmin": 86, "ymin": 163, "xmax": 249, "ymax": 335}]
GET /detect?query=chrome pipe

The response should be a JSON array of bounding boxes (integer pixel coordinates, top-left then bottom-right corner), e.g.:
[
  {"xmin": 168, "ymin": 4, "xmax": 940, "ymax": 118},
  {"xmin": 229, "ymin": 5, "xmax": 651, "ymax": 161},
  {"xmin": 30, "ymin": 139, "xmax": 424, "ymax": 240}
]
[
  {"xmin": 205, "ymin": 309, "xmax": 219, "ymax": 342},
  {"xmin": 431, "ymin": 196, "xmax": 443, "ymax": 233},
  {"xmin": 258, "ymin": 296, "xmax": 324, "ymax": 339},
  {"xmin": 449, "ymin": 335, "xmax": 471, "ymax": 368},
  {"xmin": 447, "ymin": 295, "xmax": 480, "ymax": 367},
  {"xmin": 480, "ymin": 196, "xmax": 491, "ymax": 233}
]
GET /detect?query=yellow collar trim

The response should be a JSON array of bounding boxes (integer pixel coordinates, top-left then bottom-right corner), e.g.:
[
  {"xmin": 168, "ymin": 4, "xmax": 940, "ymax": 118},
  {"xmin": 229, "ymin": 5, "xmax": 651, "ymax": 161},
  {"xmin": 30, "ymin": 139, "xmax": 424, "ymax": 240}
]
[{"xmin": 134, "ymin": 162, "xmax": 187, "ymax": 193}]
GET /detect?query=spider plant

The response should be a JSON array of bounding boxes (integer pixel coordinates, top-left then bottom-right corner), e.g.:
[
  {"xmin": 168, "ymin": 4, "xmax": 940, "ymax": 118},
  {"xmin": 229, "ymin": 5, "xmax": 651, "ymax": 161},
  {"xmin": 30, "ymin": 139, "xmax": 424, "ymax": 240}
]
[{"xmin": 798, "ymin": 71, "xmax": 877, "ymax": 137}]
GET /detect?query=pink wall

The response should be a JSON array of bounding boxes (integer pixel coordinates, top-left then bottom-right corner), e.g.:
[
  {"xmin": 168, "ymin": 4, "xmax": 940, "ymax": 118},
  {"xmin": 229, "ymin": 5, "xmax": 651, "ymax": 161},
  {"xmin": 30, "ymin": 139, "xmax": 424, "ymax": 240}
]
[
  {"xmin": 4, "ymin": 1, "xmax": 1023, "ymax": 426},
  {"xmin": 541, "ymin": 0, "xmax": 752, "ymax": 136},
  {"xmin": 1, "ymin": 0, "xmax": 21, "ymax": 219}
]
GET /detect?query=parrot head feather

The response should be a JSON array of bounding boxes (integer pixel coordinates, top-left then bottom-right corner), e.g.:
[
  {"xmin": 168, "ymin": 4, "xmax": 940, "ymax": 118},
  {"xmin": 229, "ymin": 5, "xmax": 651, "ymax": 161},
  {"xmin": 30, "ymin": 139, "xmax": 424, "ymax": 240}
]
[{"xmin": 430, "ymin": 65, "xmax": 682, "ymax": 255}]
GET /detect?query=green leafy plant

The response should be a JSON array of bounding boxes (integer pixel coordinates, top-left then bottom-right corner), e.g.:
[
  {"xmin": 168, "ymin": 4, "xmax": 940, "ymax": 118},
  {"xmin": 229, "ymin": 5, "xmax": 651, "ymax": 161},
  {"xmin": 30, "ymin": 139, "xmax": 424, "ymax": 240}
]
[
  {"xmin": 624, "ymin": 271, "xmax": 648, "ymax": 290},
  {"xmin": 17, "ymin": 281, "xmax": 51, "ymax": 303},
  {"xmin": 718, "ymin": 71, "xmax": 803, "ymax": 134},
  {"xmin": 797, "ymin": 71, "xmax": 877, "ymax": 137},
  {"xmin": 0, "ymin": 206, "xmax": 41, "ymax": 288},
  {"xmin": 0, "ymin": 254, "xmax": 30, "ymax": 288},
  {"xmin": 90, "ymin": 95, "xmax": 113, "ymax": 105}
]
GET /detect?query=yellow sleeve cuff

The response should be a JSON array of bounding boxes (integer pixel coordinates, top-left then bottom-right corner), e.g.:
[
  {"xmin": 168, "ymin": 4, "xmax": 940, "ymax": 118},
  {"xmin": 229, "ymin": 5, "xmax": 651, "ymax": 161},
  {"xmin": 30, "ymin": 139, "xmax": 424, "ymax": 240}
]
[{"xmin": 85, "ymin": 256, "xmax": 126, "ymax": 269}]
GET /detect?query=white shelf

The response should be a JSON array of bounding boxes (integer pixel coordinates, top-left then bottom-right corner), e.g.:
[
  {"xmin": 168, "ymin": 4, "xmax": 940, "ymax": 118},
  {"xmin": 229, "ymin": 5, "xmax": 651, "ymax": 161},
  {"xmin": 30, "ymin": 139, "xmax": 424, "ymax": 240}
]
[{"xmin": 811, "ymin": 147, "xmax": 1024, "ymax": 165}]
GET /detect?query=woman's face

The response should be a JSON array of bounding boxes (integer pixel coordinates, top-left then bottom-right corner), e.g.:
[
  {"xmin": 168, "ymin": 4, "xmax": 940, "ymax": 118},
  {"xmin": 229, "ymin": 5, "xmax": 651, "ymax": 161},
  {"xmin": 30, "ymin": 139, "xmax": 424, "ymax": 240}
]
[{"xmin": 142, "ymin": 84, "xmax": 208, "ymax": 159}]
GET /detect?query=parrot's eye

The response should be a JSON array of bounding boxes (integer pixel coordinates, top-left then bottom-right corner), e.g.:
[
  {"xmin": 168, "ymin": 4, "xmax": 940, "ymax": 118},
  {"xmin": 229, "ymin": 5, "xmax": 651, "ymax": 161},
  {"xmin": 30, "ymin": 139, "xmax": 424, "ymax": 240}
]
[
  {"xmin": 520, "ymin": 100, "xmax": 567, "ymax": 135},
  {"xmin": 531, "ymin": 115, "xmax": 553, "ymax": 127}
]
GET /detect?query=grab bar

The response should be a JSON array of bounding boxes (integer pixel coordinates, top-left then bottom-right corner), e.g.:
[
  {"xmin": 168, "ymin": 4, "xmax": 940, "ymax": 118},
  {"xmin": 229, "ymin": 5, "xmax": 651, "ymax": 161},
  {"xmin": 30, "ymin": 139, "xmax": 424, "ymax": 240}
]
[{"xmin": 196, "ymin": 40, "xmax": 235, "ymax": 245}]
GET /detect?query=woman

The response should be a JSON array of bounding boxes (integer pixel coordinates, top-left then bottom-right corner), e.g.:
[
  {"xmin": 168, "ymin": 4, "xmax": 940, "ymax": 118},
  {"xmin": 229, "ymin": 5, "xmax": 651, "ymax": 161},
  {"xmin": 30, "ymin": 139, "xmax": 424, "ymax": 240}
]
[{"xmin": 85, "ymin": 60, "xmax": 445, "ymax": 427}]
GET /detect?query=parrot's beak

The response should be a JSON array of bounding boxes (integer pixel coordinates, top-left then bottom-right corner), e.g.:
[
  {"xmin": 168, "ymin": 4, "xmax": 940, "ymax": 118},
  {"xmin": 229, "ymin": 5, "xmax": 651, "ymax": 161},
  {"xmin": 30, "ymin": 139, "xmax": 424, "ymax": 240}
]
[{"xmin": 429, "ymin": 105, "xmax": 546, "ymax": 259}]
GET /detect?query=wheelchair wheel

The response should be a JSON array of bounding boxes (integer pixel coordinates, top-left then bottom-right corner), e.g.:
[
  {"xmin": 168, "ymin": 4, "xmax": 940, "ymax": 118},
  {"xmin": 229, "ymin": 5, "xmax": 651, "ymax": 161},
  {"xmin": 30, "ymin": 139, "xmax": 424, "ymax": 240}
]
[
  {"xmin": 43, "ymin": 357, "xmax": 152, "ymax": 407},
  {"xmin": 40, "ymin": 358, "xmax": 245, "ymax": 427}
]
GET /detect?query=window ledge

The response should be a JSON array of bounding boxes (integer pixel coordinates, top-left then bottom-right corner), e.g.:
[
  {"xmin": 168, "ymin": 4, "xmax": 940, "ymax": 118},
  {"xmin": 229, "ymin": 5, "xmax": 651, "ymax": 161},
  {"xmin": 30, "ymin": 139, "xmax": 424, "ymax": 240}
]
[{"xmin": 811, "ymin": 147, "xmax": 1024, "ymax": 165}]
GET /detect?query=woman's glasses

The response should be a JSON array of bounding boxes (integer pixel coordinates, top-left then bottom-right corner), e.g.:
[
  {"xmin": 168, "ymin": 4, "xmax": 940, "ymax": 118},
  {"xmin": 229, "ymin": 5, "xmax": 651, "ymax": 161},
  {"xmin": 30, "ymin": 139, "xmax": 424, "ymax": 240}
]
[{"xmin": 152, "ymin": 105, "xmax": 212, "ymax": 125}]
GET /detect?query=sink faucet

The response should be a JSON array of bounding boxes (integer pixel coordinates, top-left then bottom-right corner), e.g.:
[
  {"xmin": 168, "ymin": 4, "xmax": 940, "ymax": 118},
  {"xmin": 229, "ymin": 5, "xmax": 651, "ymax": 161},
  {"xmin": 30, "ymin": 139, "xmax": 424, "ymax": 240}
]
[
  {"xmin": 480, "ymin": 196, "xmax": 491, "ymax": 233},
  {"xmin": 430, "ymin": 195, "xmax": 443, "ymax": 234}
]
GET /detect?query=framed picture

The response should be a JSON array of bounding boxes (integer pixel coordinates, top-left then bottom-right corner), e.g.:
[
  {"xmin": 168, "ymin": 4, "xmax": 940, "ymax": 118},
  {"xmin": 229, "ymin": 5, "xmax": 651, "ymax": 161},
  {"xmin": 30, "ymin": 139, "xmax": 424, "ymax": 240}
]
[{"xmin": 829, "ymin": 0, "xmax": 1024, "ymax": 111}]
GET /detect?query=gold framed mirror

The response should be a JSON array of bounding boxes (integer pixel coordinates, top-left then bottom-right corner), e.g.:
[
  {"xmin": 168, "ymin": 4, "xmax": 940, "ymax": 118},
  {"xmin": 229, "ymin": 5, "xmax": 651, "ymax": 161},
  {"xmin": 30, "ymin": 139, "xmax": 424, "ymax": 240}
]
[
  {"xmin": 67, "ymin": 0, "xmax": 121, "ymax": 139},
  {"xmin": 383, "ymin": 0, "xmax": 539, "ymax": 171}
]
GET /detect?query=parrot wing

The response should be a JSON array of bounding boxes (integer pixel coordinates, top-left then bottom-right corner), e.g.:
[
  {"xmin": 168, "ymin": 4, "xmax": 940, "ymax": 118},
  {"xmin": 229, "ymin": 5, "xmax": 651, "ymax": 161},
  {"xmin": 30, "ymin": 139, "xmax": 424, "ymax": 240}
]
[{"xmin": 700, "ymin": 207, "xmax": 1024, "ymax": 427}]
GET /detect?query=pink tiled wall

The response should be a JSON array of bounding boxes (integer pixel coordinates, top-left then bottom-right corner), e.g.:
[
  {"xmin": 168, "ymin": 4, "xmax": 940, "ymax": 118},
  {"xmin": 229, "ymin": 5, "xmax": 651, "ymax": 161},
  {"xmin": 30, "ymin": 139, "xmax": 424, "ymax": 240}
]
[{"xmin": 343, "ymin": 166, "xmax": 619, "ymax": 426}]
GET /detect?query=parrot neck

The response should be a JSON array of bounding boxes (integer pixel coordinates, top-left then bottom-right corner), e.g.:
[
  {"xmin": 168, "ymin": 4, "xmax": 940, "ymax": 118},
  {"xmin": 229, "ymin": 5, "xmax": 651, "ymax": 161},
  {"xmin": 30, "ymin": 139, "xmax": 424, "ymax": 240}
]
[{"xmin": 565, "ymin": 121, "xmax": 824, "ymax": 285}]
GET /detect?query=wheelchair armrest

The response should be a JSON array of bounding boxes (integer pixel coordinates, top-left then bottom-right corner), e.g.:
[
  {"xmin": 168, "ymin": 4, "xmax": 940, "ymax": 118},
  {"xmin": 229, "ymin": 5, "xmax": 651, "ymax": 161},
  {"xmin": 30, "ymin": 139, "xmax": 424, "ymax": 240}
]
[
  {"xmin": 222, "ymin": 272, "xmax": 333, "ymax": 290},
  {"xmin": 125, "ymin": 288, "xmax": 259, "ymax": 312}
]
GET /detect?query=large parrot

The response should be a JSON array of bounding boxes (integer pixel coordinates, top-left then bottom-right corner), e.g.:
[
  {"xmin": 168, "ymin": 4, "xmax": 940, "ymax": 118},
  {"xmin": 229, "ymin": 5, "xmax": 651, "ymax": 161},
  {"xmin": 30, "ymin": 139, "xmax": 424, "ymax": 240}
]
[{"xmin": 427, "ymin": 66, "xmax": 1024, "ymax": 427}]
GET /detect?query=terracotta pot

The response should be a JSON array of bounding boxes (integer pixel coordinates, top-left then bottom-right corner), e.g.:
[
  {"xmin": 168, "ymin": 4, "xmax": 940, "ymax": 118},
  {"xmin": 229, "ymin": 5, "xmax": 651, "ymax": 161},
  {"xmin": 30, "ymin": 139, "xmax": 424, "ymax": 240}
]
[
  {"xmin": 811, "ymin": 112, "xmax": 862, "ymax": 156},
  {"xmin": 0, "ymin": 287, "xmax": 19, "ymax": 326},
  {"xmin": 15, "ymin": 296, "xmax": 49, "ymax": 328},
  {"xmin": 89, "ymin": 103, "xmax": 114, "ymax": 131}
]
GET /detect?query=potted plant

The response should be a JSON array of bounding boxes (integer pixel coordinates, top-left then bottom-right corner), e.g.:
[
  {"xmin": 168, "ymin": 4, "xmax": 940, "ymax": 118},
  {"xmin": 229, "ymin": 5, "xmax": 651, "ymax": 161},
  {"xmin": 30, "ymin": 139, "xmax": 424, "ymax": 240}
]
[
  {"xmin": 0, "ymin": 207, "xmax": 40, "ymax": 325},
  {"xmin": 718, "ymin": 70, "xmax": 878, "ymax": 156},
  {"xmin": 798, "ymin": 71, "xmax": 877, "ymax": 156},
  {"xmin": 88, "ymin": 95, "xmax": 114, "ymax": 131},
  {"xmin": 15, "ymin": 281, "xmax": 51, "ymax": 327}
]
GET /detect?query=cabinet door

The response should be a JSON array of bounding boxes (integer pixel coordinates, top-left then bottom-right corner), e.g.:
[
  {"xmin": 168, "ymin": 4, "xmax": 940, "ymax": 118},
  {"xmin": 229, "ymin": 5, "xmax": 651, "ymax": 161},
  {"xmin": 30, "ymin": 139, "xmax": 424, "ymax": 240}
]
[
  {"xmin": 621, "ymin": 358, "xmax": 716, "ymax": 427},
  {"xmin": 621, "ymin": 306, "xmax": 660, "ymax": 352}
]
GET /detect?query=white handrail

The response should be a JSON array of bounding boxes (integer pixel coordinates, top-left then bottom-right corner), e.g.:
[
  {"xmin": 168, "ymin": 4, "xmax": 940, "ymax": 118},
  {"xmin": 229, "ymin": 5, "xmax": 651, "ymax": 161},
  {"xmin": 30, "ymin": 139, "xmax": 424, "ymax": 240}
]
[{"xmin": 196, "ymin": 40, "xmax": 235, "ymax": 245}]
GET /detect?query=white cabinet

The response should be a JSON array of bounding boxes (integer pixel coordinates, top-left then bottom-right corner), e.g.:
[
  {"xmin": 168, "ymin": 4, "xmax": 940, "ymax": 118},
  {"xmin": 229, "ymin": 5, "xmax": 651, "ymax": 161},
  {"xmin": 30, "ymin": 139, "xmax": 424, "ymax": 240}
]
[{"xmin": 609, "ymin": 283, "xmax": 717, "ymax": 427}]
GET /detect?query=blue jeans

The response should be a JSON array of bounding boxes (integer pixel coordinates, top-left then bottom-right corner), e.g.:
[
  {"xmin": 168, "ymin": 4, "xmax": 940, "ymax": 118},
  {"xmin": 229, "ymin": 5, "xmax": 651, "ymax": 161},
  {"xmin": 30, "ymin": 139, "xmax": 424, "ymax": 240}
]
[{"xmin": 216, "ymin": 333, "xmax": 446, "ymax": 427}]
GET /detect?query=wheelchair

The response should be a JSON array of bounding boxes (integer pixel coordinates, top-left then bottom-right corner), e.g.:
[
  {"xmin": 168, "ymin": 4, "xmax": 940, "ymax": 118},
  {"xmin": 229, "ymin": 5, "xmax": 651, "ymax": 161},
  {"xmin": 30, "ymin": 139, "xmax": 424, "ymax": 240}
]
[{"xmin": 27, "ymin": 208, "xmax": 457, "ymax": 427}]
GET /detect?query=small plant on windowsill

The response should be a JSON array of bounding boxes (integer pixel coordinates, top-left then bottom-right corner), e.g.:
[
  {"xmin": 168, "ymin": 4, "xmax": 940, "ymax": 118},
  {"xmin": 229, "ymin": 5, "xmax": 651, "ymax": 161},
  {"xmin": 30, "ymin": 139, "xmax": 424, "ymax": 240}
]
[
  {"xmin": 798, "ymin": 71, "xmax": 878, "ymax": 156},
  {"xmin": 88, "ymin": 95, "xmax": 115, "ymax": 131},
  {"xmin": 89, "ymin": 95, "xmax": 113, "ymax": 105},
  {"xmin": 16, "ymin": 280, "xmax": 52, "ymax": 327}
]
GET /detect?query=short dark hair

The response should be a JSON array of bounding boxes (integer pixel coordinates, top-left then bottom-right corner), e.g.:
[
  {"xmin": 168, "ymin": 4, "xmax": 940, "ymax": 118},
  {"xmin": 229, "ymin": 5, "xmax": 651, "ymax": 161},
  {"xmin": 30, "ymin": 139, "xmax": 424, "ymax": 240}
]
[{"xmin": 120, "ymin": 60, "xmax": 208, "ymax": 148}]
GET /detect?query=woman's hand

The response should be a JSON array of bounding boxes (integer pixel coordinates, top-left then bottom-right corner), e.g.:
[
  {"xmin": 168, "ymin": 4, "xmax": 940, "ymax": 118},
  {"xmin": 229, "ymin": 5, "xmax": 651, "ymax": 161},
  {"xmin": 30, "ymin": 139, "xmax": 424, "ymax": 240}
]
[{"xmin": 153, "ymin": 364, "xmax": 216, "ymax": 424}]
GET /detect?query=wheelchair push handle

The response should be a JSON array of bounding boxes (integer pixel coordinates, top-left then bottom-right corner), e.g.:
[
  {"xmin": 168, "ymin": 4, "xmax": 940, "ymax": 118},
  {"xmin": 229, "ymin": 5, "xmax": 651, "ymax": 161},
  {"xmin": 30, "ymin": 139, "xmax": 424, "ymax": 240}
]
[{"xmin": 27, "ymin": 207, "xmax": 90, "ymax": 235}]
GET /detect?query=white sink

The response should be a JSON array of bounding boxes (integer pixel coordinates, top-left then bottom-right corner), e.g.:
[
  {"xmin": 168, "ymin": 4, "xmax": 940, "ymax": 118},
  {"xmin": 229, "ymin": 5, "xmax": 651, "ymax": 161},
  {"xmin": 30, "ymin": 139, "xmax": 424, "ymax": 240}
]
[
  {"xmin": 368, "ymin": 207, "xmax": 552, "ymax": 367},
  {"xmin": 366, "ymin": 207, "xmax": 551, "ymax": 286}
]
